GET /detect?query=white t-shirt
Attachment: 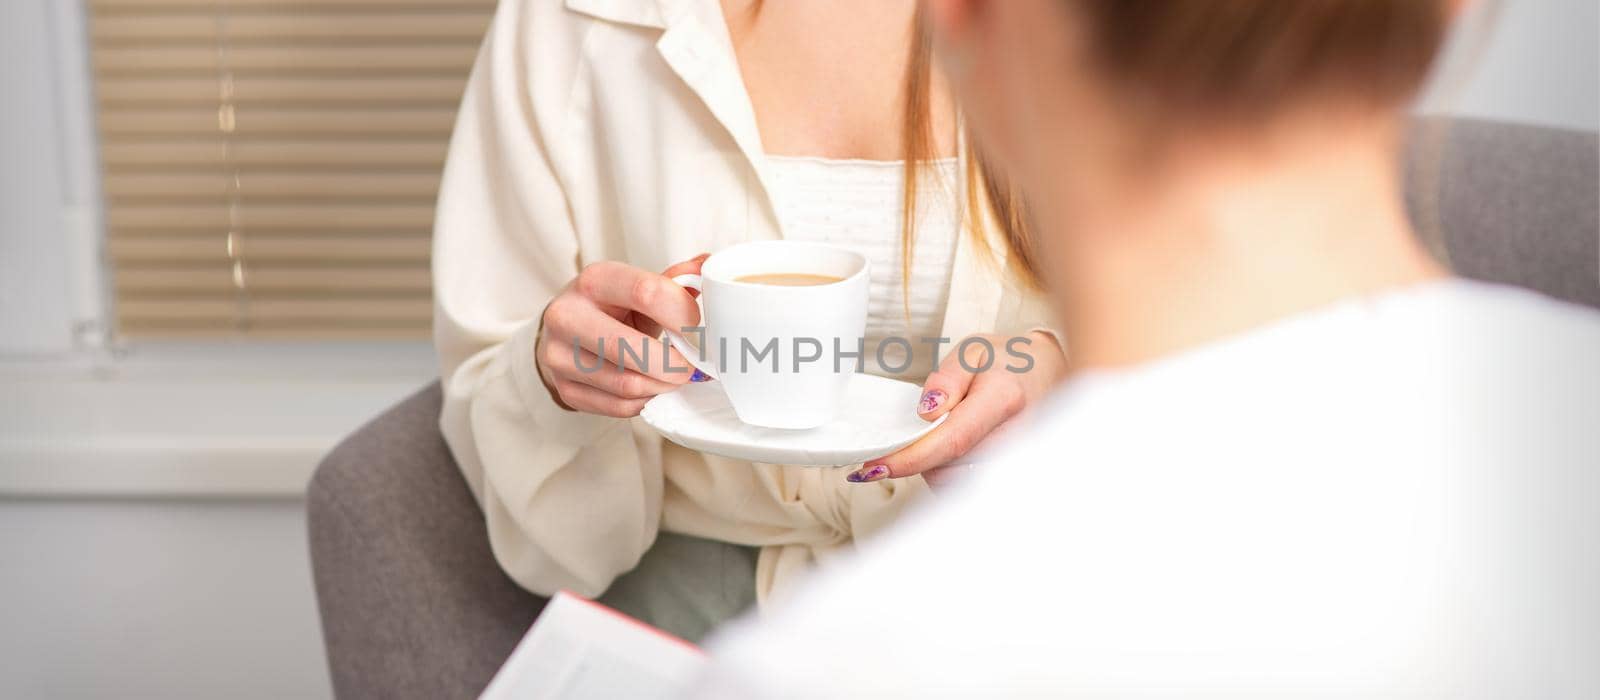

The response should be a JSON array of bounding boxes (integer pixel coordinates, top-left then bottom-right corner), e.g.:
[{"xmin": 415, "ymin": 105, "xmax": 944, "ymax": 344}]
[{"xmin": 693, "ymin": 280, "xmax": 1600, "ymax": 699}]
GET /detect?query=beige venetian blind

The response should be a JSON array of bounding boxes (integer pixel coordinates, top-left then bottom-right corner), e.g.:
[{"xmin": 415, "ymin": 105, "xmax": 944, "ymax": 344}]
[{"xmin": 89, "ymin": 0, "xmax": 494, "ymax": 338}]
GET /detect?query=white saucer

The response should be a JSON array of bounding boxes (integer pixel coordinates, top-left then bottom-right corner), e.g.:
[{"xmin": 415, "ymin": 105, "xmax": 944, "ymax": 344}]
[{"xmin": 640, "ymin": 374, "xmax": 945, "ymax": 467}]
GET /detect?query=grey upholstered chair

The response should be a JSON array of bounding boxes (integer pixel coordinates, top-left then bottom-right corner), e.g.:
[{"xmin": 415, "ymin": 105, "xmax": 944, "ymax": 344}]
[{"xmin": 307, "ymin": 119, "xmax": 1598, "ymax": 699}]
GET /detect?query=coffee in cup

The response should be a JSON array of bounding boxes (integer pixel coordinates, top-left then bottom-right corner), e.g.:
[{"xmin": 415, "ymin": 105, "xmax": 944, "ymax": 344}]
[
  {"xmin": 733, "ymin": 273, "xmax": 845, "ymax": 287},
  {"xmin": 666, "ymin": 241, "xmax": 868, "ymax": 429}
]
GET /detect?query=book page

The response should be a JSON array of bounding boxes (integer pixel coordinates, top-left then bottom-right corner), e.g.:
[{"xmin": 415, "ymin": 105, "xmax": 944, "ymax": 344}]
[{"xmin": 481, "ymin": 591, "xmax": 707, "ymax": 700}]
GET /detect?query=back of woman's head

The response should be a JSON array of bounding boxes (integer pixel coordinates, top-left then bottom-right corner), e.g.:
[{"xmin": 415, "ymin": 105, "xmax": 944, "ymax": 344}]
[
  {"xmin": 1075, "ymin": 1, "xmax": 1453, "ymax": 123},
  {"xmin": 947, "ymin": 0, "xmax": 1459, "ymax": 287}
]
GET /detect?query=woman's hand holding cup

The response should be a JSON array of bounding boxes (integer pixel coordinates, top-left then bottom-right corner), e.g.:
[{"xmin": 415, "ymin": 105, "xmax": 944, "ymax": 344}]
[
  {"xmin": 535, "ymin": 255, "xmax": 710, "ymax": 417},
  {"xmin": 848, "ymin": 331, "xmax": 1067, "ymax": 487}
]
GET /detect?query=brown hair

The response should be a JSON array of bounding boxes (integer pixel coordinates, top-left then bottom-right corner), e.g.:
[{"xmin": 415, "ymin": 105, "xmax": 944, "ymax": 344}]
[
  {"xmin": 900, "ymin": 9, "xmax": 1038, "ymax": 295},
  {"xmin": 926, "ymin": 1, "xmax": 1454, "ymax": 286},
  {"xmin": 1081, "ymin": 2, "xmax": 1452, "ymax": 119}
]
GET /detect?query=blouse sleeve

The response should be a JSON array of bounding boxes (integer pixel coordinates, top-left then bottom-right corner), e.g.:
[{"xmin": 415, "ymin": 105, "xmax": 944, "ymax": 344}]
[{"xmin": 431, "ymin": 0, "xmax": 662, "ymax": 598}]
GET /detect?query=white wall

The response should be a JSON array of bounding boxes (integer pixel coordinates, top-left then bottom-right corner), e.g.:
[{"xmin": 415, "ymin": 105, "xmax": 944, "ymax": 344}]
[
  {"xmin": 1420, "ymin": 0, "xmax": 1599, "ymax": 130},
  {"xmin": 0, "ymin": 500, "xmax": 330, "ymax": 699}
]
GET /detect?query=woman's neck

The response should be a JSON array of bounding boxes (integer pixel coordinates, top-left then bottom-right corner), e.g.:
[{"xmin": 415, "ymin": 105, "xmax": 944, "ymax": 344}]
[{"xmin": 1040, "ymin": 119, "xmax": 1446, "ymax": 371}]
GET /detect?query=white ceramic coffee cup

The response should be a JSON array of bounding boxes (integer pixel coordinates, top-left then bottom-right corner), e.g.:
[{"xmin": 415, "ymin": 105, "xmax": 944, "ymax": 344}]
[{"xmin": 666, "ymin": 241, "xmax": 869, "ymax": 430}]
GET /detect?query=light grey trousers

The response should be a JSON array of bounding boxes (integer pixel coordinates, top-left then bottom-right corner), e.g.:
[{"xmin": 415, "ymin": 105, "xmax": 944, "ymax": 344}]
[{"xmin": 596, "ymin": 531, "xmax": 760, "ymax": 643}]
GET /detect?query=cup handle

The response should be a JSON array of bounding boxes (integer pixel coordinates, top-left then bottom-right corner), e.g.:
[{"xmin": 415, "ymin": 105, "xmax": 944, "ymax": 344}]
[{"xmin": 664, "ymin": 273, "xmax": 717, "ymax": 380}]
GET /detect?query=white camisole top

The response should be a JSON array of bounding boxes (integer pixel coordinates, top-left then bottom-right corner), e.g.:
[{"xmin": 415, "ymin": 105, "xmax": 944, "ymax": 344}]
[{"xmin": 762, "ymin": 155, "xmax": 961, "ymax": 381}]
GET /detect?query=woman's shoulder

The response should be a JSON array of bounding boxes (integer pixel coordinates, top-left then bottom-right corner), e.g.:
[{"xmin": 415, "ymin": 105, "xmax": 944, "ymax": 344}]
[
  {"xmin": 490, "ymin": 0, "xmax": 661, "ymax": 62},
  {"xmin": 494, "ymin": 0, "xmax": 703, "ymax": 111},
  {"xmin": 504, "ymin": 0, "xmax": 671, "ymax": 42},
  {"xmin": 481, "ymin": 0, "xmax": 689, "ymax": 141}
]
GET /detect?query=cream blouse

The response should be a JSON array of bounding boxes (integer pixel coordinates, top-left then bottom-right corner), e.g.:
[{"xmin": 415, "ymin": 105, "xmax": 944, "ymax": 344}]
[{"xmin": 433, "ymin": 0, "xmax": 1057, "ymax": 607}]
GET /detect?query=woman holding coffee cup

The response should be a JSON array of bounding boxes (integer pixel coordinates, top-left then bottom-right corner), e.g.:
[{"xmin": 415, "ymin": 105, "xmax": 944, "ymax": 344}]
[{"xmin": 433, "ymin": 0, "xmax": 1064, "ymax": 638}]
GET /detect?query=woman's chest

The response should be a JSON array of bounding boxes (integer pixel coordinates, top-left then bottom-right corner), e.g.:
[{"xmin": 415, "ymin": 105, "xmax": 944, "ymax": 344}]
[{"xmin": 721, "ymin": 0, "xmax": 937, "ymax": 161}]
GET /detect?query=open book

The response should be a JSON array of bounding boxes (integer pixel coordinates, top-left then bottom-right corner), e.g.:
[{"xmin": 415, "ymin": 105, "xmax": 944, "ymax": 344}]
[{"xmin": 481, "ymin": 591, "xmax": 707, "ymax": 700}]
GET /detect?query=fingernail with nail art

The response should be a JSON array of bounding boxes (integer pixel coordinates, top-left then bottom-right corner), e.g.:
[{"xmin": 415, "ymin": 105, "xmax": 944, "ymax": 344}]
[
  {"xmin": 690, "ymin": 369, "xmax": 710, "ymax": 383},
  {"xmin": 846, "ymin": 463, "xmax": 889, "ymax": 483},
  {"xmin": 918, "ymin": 389, "xmax": 946, "ymax": 414}
]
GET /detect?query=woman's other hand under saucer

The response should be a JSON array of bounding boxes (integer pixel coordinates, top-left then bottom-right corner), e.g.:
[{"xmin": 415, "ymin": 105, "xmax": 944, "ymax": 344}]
[{"xmin": 846, "ymin": 331, "xmax": 1066, "ymax": 488}]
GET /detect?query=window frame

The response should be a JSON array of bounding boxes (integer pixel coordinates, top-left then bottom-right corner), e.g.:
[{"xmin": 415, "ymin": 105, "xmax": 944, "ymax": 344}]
[{"xmin": 0, "ymin": 0, "xmax": 435, "ymax": 498}]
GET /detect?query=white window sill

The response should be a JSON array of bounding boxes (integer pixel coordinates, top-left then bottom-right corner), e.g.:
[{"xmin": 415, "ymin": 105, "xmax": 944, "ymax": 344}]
[{"xmin": 0, "ymin": 341, "xmax": 437, "ymax": 498}]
